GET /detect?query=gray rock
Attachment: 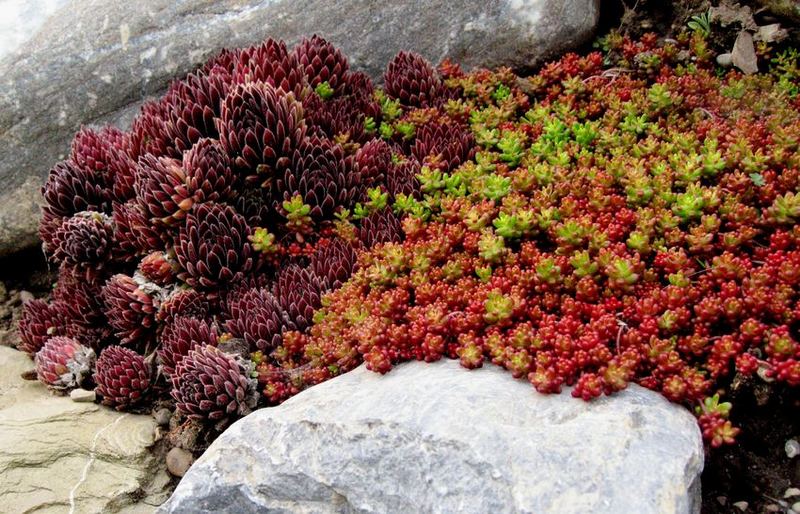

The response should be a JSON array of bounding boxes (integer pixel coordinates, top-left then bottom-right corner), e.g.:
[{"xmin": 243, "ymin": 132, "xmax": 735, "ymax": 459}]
[
  {"xmin": 0, "ymin": 0, "xmax": 600, "ymax": 257},
  {"xmin": 153, "ymin": 407, "xmax": 172, "ymax": 426},
  {"xmin": 166, "ymin": 447, "xmax": 194, "ymax": 478},
  {"xmin": 162, "ymin": 360, "xmax": 704, "ymax": 514},
  {"xmin": 69, "ymin": 387, "xmax": 96, "ymax": 402},
  {"xmin": 0, "ymin": 346, "xmax": 172, "ymax": 512}
]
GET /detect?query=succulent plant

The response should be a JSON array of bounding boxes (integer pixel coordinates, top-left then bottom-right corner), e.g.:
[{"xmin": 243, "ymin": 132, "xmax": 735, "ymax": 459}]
[
  {"xmin": 18, "ymin": 300, "xmax": 74, "ymax": 356},
  {"xmin": 354, "ymin": 139, "xmax": 392, "ymax": 188},
  {"xmin": 215, "ymin": 81, "xmax": 307, "ymax": 184},
  {"xmin": 51, "ymin": 212, "xmax": 114, "ymax": 271},
  {"xmin": 276, "ymin": 136, "xmax": 362, "ymax": 221},
  {"xmin": 171, "ymin": 345, "xmax": 258, "ymax": 420},
  {"xmin": 273, "ymin": 265, "xmax": 324, "ymax": 332},
  {"xmin": 410, "ymin": 120, "xmax": 475, "ymax": 172},
  {"xmin": 175, "ymin": 202, "xmax": 254, "ymax": 290},
  {"xmin": 34, "ymin": 336, "xmax": 96, "ymax": 392},
  {"xmin": 42, "ymin": 160, "xmax": 112, "ymax": 217},
  {"xmin": 103, "ymin": 274, "xmax": 159, "ymax": 346},
  {"xmin": 386, "ymin": 158, "xmax": 422, "ymax": 200},
  {"xmin": 112, "ymin": 201, "xmax": 164, "ymax": 260},
  {"xmin": 310, "ymin": 237, "xmax": 360, "ymax": 290},
  {"xmin": 357, "ymin": 207, "xmax": 403, "ymax": 247},
  {"xmin": 160, "ymin": 67, "xmax": 233, "ymax": 156},
  {"xmin": 71, "ymin": 125, "xmax": 137, "ymax": 203},
  {"xmin": 183, "ymin": 137, "xmax": 238, "ymax": 203},
  {"xmin": 138, "ymin": 251, "xmax": 178, "ymax": 286},
  {"xmin": 303, "ymin": 87, "xmax": 380, "ymax": 146},
  {"xmin": 135, "ymin": 154, "xmax": 193, "ymax": 227},
  {"xmin": 292, "ymin": 35, "xmax": 349, "ymax": 95},
  {"xmin": 156, "ymin": 288, "xmax": 210, "ymax": 323},
  {"xmin": 94, "ymin": 345, "xmax": 152, "ymax": 409},
  {"xmin": 158, "ymin": 316, "xmax": 219, "ymax": 379},
  {"xmin": 383, "ymin": 51, "xmax": 443, "ymax": 108},
  {"xmin": 233, "ymin": 38, "xmax": 306, "ymax": 98},
  {"xmin": 225, "ymin": 287, "xmax": 291, "ymax": 352}
]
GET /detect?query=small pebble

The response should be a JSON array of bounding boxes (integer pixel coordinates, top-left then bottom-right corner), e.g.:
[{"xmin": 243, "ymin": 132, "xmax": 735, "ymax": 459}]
[
  {"xmin": 70, "ymin": 388, "xmax": 96, "ymax": 403},
  {"xmin": 792, "ymin": 501, "xmax": 800, "ymax": 513},
  {"xmin": 733, "ymin": 500, "xmax": 748, "ymax": 511},
  {"xmin": 787, "ymin": 439, "xmax": 800, "ymax": 459},
  {"xmin": 153, "ymin": 408, "xmax": 172, "ymax": 426},
  {"xmin": 786, "ymin": 487, "xmax": 800, "ymax": 498},
  {"xmin": 166, "ymin": 447, "xmax": 194, "ymax": 477},
  {"xmin": 717, "ymin": 496, "xmax": 728, "ymax": 506},
  {"xmin": 717, "ymin": 53, "xmax": 734, "ymax": 67},
  {"xmin": 18, "ymin": 290, "xmax": 35, "ymax": 304}
]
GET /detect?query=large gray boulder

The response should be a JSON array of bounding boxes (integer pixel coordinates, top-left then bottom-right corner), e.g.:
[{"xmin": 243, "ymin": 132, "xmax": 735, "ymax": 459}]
[
  {"xmin": 0, "ymin": 0, "xmax": 600, "ymax": 257},
  {"xmin": 161, "ymin": 360, "xmax": 704, "ymax": 514}
]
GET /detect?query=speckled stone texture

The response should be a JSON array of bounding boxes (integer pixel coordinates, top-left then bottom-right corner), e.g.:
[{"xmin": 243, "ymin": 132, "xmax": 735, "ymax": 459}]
[
  {"xmin": 162, "ymin": 359, "xmax": 703, "ymax": 514},
  {"xmin": 0, "ymin": 0, "xmax": 600, "ymax": 257}
]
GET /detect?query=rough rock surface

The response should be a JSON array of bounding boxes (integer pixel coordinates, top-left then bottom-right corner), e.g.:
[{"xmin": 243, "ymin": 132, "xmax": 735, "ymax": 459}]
[
  {"xmin": 0, "ymin": 346, "xmax": 171, "ymax": 513},
  {"xmin": 0, "ymin": 0, "xmax": 600, "ymax": 257},
  {"xmin": 162, "ymin": 359, "xmax": 704, "ymax": 514}
]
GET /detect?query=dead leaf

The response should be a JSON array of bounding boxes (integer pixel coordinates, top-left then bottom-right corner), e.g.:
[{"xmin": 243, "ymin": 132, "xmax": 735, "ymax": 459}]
[{"xmin": 732, "ymin": 31, "xmax": 759, "ymax": 75}]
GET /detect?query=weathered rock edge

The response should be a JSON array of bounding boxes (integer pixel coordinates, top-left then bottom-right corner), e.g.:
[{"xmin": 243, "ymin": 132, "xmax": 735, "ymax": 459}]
[{"xmin": 162, "ymin": 359, "xmax": 703, "ymax": 514}]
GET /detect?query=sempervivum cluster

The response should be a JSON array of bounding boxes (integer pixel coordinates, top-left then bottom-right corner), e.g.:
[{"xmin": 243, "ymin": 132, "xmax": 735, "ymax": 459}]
[
  {"xmin": 22, "ymin": 35, "xmax": 461, "ymax": 421},
  {"xmin": 410, "ymin": 121, "xmax": 475, "ymax": 172},
  {"xmin": 51, "ymin": 212, "xmax": 114, "ymax": 272},
  {"xmin": 34, "ymin": 337, "xmax": 95, "ymax": 392},
  {"xmin": 383, "ymin": 51, "xmax": 443, "ymax": 108},
  {"xmin": 94, "ymin": 346, "xmax": 152, "ymax": 409},
  {"xmin": 18, "ymin": 300, "xmax": 75, "ymax": 356},
  {"xmin": 310, "ymin": 237, "xmax": 359, "ymax": 290},
  {"xmin": 171, "ymin": 345, "xmax": 258, "ymax": 421},
  {"xmin": 273, "ymin": 265, "xmax": 325, "ymax": 332},
  {"xmin": 233, "ymin": 39, "xmax": 306, "ymax": 98},
  {"xmin": 355, "ymin": 139, "xmax": 392, "ymax": 188}
]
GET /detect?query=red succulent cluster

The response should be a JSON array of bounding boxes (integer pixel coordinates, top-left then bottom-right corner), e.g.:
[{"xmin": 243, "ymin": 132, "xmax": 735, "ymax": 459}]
[
  {"xmin": 260, "ymin": 34, "xmax": 800, "ymax": 447},
  {"xmin": 21, "ymin": 31, "xmax": 797, "ymax": 447},
  {"xmin": 22, "ymin": 35, "xmax": 438, "ymax": 422}
]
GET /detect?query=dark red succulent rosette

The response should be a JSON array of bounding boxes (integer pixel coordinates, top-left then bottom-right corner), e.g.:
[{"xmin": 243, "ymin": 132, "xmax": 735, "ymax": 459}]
[
  {"xmin": 276, "ymin": 136, "xmax": 363, "ymax": 221},
  {"xmin": 102, "ymin": 274, "xmax": 159, "ymax": 347},
  {"xmin": 94, "ymin": 345, "xmax": 152, "ymax": 409},
  {"xmin": 272, "ymin": 264, "xmax": 325, "ymax": 333},
  {"xmin": 292, "ymin": 35, "xmax": 349, "ymax": 94},
  {"xmin": 183, "ymin": 137, "xmax": 238, "ymax": 204},
  {"xmin": 225, "ymin": 287, "xmax": 292, "ymax": 352},
  {"xmin": 357, "ymin": 208, "xmax": 403, "ymax": 248},
  {"xmin": 171, "ymin": 345, "xmax": 256, "ymax": 421},
  {"xmin": 175, "ymin": 202, "xmax": 254, "ymax": 291},
  {"xmin": 383, "ymin": 51, "xmax": 444, "ymax": 108},
  {"xmin": 233, "ymin": 38, "xmax": 307, "ymax": 98},
  {"xmin": 215, "ymin": 81, "xmax": 307, "ymax": 185},
  {"xmin": 310, "ymin": 237, "xmax": 360, "ymax": 291},
  {"xmin": 158, "ymin": 316, "xmax": 219, "ymax": 379},
  {"xmin": 34, "ymin": 336, "xmax": 95, "ymax": 391}
]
